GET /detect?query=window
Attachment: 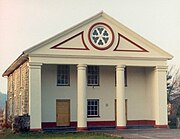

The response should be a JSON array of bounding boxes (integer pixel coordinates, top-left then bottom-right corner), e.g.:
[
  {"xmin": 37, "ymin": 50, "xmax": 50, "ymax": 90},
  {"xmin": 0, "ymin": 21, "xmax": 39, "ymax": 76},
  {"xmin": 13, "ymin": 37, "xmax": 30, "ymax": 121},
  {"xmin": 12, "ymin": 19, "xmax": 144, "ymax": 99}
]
[
  {"xmin": 124, "ymin": 67, "xmax": 127, "ymax": 87},
  {"xmin": 87, "ymin": 66, "xmax": 99, "ymax": 86},
  {"xmin": 57, "ymin": 65, "xmax": 70, "ymax": 86},
  {"xmin": 87, "ymin": 99, "xmax": 99, "ymax": 117}
]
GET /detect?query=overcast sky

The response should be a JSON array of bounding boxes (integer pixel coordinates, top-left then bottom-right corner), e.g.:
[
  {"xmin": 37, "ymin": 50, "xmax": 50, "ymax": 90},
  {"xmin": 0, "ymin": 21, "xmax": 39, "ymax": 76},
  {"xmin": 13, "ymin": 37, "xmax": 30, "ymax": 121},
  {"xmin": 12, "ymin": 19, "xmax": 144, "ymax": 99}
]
[{"xmin": 0, "ymin": 0, "xmax": 180, "ymax": 93}]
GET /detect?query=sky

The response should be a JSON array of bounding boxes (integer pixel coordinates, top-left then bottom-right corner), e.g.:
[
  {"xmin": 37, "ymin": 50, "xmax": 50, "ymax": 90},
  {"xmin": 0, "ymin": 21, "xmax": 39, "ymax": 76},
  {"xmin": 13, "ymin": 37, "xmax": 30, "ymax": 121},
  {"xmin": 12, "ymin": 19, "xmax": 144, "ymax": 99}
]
[{"xmin": 0, "ymin": 0, "xmax": 180, "ymax": 94}]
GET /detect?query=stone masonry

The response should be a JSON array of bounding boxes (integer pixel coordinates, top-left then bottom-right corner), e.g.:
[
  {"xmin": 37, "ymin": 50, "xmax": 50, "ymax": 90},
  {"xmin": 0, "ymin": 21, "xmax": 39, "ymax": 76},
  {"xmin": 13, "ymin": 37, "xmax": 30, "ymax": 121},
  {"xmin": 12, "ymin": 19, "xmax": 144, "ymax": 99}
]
[{"xmin": 7, "ymin": 61, "xmax": 29, "ymax": 123}]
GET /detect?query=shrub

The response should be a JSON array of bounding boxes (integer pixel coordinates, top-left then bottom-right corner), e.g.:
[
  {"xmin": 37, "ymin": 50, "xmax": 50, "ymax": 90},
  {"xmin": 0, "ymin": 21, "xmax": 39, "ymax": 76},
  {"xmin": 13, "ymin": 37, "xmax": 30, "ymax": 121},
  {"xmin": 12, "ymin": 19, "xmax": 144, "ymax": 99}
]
[
  {"xmin": 176, "ymin": 105, "xmax": 180, "ymax": 117},
  {"xmin": 12, "ymin": 114, "xmax": 30, "ymax": 132}
]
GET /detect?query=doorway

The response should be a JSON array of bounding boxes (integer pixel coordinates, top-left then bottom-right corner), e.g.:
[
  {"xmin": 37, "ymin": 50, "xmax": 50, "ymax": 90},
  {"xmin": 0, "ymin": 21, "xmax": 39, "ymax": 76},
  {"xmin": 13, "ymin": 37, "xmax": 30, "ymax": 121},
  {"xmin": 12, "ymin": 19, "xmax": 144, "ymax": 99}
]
[{"xmin": 56, "ymin": 99, "xmax": 70, "ymax": 126}]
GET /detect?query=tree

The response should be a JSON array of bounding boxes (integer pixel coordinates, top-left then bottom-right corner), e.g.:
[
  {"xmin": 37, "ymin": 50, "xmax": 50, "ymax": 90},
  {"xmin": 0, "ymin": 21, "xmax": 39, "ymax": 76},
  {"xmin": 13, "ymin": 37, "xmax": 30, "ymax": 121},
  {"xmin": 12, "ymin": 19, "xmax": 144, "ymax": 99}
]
[
  {"xmin": 167, "ymin": 66, "xmax": 180, "ymax": 103},
  {"xmin": 167, "ymin": 65, "xmax": 180, "ymax": 118}
]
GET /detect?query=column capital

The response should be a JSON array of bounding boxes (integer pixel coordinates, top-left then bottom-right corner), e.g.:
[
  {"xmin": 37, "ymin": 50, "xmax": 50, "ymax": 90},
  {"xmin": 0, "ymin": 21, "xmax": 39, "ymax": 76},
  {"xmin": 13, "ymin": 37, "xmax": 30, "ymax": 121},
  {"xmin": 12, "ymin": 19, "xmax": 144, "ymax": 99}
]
[
  {"xmin": 155, "ymin": 65, "xmax": 168, "ymax": 72},
  {"xmin": 116, "ymin": 65, "xmax": 125, "ymax": 71},
  {"xmin": 77, "ymin": 64, "xmax": 87, "ymax": 70},
  {"xmin": 28, "ymin": 62, "xmax": 42, "ymax": 69}
]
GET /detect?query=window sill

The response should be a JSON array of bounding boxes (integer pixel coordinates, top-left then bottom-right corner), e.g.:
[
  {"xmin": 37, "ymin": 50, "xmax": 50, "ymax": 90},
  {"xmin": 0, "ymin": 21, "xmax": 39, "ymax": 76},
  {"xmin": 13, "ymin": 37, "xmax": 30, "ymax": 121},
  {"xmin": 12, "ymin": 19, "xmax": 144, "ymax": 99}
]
[
  {"xmin": 57, "ymin": 84, "xmax": 70, "ymax": 86},
  {"xmin": 87, "ymin": 116, "xmax": 100, "ymax": 118},
  {"xmin": 87, "ymin": 85, "xmax": 100, "ymax": 86}
]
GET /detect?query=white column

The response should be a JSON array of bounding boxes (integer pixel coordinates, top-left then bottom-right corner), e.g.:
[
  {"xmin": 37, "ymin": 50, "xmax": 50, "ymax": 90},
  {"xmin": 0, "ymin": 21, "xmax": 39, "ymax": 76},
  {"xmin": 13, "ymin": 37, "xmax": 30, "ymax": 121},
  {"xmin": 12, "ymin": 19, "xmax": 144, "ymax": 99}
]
[
  {"xmin": 154, "ymin": 66, "xmax": 168, "ymax": 128},
  {"xmin": 116, "ymin": 65, "xmax": 126, "ymax": 129},
  {"xmin": 28, "ymin": 62, "xmax": 42, "ymax": 131},
  {"xmin": 77, "ymin": 64, "xmax": 87, "ymax": 131}
]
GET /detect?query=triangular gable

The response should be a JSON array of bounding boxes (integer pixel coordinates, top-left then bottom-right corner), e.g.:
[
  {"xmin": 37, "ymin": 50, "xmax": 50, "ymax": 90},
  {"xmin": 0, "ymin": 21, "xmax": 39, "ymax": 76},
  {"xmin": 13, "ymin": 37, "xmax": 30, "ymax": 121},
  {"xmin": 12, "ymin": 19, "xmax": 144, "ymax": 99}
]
[
  {"xmin": 51, "ymin": 32, "xmax": 89, "ymax": 50},
  {"xmin": 114, "ymin": 33, "xmax": 148, "ymax": 52},
  {"xmin": 3, "ymin": 11, "xmax": 173, "ymax": 77},
  {"xmin": 23, "ymin": 11, "xmax": 172, "ymax": 60}
]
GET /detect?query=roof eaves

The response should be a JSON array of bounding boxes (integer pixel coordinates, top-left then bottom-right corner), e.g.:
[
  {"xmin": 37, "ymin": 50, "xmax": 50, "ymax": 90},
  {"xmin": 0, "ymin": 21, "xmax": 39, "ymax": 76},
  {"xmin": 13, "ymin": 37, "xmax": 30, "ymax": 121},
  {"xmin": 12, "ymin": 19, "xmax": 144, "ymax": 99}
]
[
  {"xmin": 2, "ymin": 53, "xmax": 28, "ymax": 77},
  {"xmin": 23, "ymin": 11, "xmax": 104, "ymax": 54}
]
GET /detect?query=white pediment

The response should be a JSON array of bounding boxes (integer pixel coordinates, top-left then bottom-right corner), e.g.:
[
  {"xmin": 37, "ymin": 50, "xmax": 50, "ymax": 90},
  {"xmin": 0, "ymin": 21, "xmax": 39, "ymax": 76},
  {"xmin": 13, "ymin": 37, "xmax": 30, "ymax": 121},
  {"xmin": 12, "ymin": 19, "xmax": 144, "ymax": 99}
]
[
  {"xmin": 24, "ymin": 12, "xmax": 173, "ymax": 61},
  {"xmin": 51, "ymin": 32, "xmax": 89, "ymax": 50},
  {"xmin": 114, "ymin": 33, "xmax": 148, "ymax": 52}
]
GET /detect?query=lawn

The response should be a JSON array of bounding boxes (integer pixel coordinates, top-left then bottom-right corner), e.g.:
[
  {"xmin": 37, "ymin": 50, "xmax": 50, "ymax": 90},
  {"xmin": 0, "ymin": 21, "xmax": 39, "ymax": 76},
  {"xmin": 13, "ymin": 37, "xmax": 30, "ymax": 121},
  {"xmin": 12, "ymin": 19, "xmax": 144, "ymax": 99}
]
[{"xmin": 2, "ymin": 130, "xmax": 123, "ymax": 139}]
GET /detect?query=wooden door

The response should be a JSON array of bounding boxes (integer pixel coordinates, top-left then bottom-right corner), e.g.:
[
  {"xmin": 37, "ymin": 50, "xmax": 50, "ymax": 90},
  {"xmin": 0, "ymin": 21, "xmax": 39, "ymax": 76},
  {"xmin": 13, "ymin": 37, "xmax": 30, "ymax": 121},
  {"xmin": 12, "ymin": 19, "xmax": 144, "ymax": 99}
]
[{"xmin": 56, "ymin": 99, "xmax": 70, "ymax": 126}]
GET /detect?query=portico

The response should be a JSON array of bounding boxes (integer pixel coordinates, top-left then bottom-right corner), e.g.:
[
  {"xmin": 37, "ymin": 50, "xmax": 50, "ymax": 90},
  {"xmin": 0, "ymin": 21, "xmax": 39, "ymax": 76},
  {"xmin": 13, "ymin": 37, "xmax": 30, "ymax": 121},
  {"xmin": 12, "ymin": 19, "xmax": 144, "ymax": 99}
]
[
  {"xmin": 27, "ymin": 61, "xmax": 168, "ymax": 130},
  {"xmin": 3, "ymin": 12, "xmax": 172, "ymax": 131}
]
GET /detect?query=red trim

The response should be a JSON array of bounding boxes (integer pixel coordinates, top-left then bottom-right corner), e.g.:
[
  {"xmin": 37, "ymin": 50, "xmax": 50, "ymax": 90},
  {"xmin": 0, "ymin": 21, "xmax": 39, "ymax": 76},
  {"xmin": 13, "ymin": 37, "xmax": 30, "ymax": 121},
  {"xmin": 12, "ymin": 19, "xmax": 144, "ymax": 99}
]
[
  {"xmin": 87, "ymin": 121, "xmax": 115, "ymax": 126},
  {"xmin": 114, "ymin": 33, "xmax": 149, "ymax": 52},
  {"xmin": 70, "ymin": 122, "xmax": 77, "ymax": 127},
  {"xmin": 116, "ymin": 126, "xmax": 127, "ymax": 129},
  {"xmin": 88, "ymin": 22, "xmax": 114, "ymax": 50},
  {"xmin": 42, "ymin": 121, "xmax": 115, "ymax": 128},
  {"xmin": 51, "ymin": 31, "xmax": 89, "ymax": 50},
  {"xmin": 154, "ymin": 125, "xmax": 168, "ymax": 128},
  {"xmin": 42, "ymin": 122, "xmax": 56, "ymax": 128},
  {"xmin": 77, "ymin": 127, "xmax": 88, "ymax": 131},
  {"xmin": 30, "ymin": 128, "xmax": 42, "ymax": 132},
  {"xmin": 42, "ymin": 120, "xmax": 155, "ymax": 128},
  {"xmin": 127, "ymin": 120, "xmax": 155, "ymax": 126},
  {"xmin": 81, "ymin": 32, "xmax": 90, "ymax": 50},
  {"xmin": 42, "ymin": 122, "xmax": 78, "ymax": 128}
]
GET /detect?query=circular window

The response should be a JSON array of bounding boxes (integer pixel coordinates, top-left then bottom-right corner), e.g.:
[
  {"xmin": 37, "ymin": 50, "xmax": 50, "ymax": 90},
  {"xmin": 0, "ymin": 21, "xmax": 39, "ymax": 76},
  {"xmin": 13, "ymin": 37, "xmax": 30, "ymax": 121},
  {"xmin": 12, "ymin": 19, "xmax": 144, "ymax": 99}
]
[{"xmin": 88, "ymin": 23, "xmax": 114, "ymax": 50}]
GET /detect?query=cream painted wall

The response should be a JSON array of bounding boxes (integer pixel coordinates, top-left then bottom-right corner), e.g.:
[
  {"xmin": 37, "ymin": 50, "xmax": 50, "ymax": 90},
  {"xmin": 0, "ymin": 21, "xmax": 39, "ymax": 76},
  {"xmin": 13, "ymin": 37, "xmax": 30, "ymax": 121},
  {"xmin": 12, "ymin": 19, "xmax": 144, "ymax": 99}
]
[
  {"xmin": 145, "ymin": 67, "xmax": 155, "ymax": 120},
  {"xmin": 41, "ymin": 65, "xmax": 155, "ymax": 123},
  {"xmin": 42, "ymin": 65, "xmax": 77, "ymax": 122},
  {"xmin": 126, "ymin": 67, "xmax": 145, "ymax": 120},
  {"xmin": 87, "ymin": 66, "xmax": 116, "ymax": 121}
]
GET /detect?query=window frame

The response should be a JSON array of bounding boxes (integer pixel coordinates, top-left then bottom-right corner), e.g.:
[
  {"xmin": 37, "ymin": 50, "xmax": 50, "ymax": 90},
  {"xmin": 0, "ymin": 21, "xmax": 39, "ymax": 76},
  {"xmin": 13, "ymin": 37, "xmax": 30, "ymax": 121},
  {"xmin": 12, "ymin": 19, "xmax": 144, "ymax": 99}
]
[
  {"xmin": 87, "ymin": 99, "xmax": 100, "ymax": 118},
  {"xmin": 57, "ymin": 65, "xmax": 70, "ymax": 86},
  {"xmin": 124, "ymin": 67, "xmax": 127, "ymax": 87},
  {"xmin": 87, "ymin": 66, "xmax": 99, "ymax": 86}
]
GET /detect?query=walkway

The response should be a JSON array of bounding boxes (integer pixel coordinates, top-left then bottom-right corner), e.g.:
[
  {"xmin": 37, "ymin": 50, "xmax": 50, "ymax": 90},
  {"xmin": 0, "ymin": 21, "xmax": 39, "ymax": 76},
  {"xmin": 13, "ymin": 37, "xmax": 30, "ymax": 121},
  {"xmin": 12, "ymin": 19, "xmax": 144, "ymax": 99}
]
[{"xmin": 96, "ymin": 128, "xmax": 180, "ymax": 139}]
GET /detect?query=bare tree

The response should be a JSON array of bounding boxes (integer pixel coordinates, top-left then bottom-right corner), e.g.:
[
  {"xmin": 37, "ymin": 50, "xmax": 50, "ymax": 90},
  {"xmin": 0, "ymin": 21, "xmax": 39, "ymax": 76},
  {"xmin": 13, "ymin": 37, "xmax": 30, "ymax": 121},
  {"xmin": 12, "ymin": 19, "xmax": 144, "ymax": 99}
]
[
  {"xmin": 167, "ymin": 65, "xmax": 180, "ymax": 118},
  {"xmin": 167, "ymin": 65, "xmax": 180, "ymax": 102}
]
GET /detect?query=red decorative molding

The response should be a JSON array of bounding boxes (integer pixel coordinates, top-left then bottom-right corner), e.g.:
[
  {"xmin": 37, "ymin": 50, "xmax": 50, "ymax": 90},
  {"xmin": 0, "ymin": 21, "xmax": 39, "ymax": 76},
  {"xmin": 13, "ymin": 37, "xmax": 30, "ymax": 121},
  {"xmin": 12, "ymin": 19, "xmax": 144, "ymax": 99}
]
[
  {"xmin": 88, "ymin": 22, "xmax": 114, "ymax": 50},
  {"xmin": 154, "ymin": 125, "xmax": 168, "ymax": 128},
  {"xmin": 87, "ymin": 121, "xmax": 115, "ymax": 126},
  {"xmin": 77, "ymin": 127, "xmax": 88, "ymax": 131},
  {"xmin": 51, "ymin": 31, "xmax": 89, "ymax": 50},
  {"xmin": 127, "ymin": 120, "xmax": 155, "ymax": 126},
  {"xmin": 114, "ymin": 33, "xmax": 149, "ymax": 52},
  {"xmin": 30, "ymin": 128, "xmax": 42, "ymax": 132},
  {"xmin": 70, "ymin": 122, "xmax": 77, "ymax": 127},
  {"xmin": 116, "ymin": 126, "xmax": 127, "ymax": 129},
  {"xmin": 42, "ymin": 120, "xmax": 155, "ymax": 129},
  {"xmin": 42, "ymin": 121, "xmax": 115, "ymax": 128},
  {"xmin": 42, "ymin": 122, "xmax": 56, "ymax": 128}
]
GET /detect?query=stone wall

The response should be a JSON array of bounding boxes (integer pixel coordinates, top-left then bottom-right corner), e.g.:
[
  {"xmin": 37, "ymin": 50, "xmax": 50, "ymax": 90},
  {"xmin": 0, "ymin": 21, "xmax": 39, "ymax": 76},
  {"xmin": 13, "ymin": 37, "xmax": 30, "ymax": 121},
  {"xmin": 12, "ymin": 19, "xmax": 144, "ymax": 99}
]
[{"xmin": 7, "ymin": 61, "xmax": 29, "ymax": 122}]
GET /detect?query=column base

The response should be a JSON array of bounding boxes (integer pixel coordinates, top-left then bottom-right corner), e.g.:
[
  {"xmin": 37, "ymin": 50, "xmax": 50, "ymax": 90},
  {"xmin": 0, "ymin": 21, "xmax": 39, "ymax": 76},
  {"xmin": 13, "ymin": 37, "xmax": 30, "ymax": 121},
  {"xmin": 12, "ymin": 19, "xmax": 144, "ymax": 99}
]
[
  {"xmin": 154, "ymin": 125, "xmax": 168, "ymax": 128},
  {"xmin": 30, "ymin": 128, "xmax": 42, "ymax": 132},
  {"xmin": 77, "ymin": 127, "xmax": 88, "ymax": 131},
  {"xmin": 116, "ymin": 126, "xmax": 127, "ymax": 130}
]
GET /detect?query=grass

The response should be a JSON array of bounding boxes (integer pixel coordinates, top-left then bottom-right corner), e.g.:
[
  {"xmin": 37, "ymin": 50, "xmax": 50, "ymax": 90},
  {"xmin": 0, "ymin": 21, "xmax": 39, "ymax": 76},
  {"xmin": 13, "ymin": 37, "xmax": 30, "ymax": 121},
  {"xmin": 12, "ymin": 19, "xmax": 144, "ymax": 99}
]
[{"xmin": 1, "ymin": 130, "xmax": 123, "ymax": 139}]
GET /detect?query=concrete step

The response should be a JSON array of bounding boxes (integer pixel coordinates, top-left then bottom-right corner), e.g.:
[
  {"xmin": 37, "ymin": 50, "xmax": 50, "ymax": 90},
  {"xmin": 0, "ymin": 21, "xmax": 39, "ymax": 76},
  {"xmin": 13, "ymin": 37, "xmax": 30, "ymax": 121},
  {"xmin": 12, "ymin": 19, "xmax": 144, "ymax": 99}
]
[{"xmin": 127, "ymin": 125, "xmax": 154, "ymax": 129}]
